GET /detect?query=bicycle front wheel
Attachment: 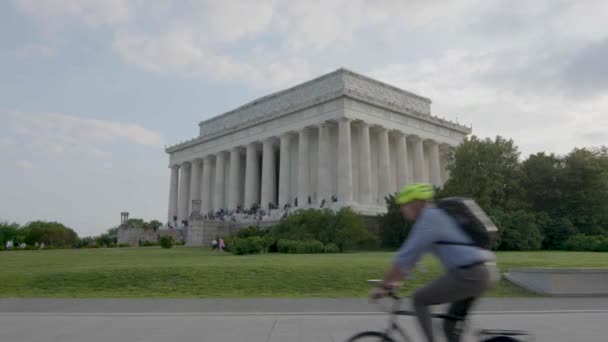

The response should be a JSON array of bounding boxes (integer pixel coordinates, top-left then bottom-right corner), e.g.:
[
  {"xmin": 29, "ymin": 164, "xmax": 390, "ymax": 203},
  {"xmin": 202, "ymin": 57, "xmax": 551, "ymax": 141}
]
[{"xmin": 345, "ymin": 331, "xmax": 396, "ymax": 342}]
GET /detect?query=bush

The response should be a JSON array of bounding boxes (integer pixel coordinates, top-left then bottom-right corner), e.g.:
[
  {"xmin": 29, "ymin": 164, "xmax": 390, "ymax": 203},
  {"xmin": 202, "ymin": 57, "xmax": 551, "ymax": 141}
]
[
  {"xmin": 118, "ymin": 243, "xmax": 131, "ymax": 248},
  {"xmin": 269, "ymin": 208, "xmax": 376, "ymax": 252},
  {"xmin": 276, "ymin": 239, "xmax": 325, "ymax": 253},
  {"xmin": 334, "ymin": 207, "xmax": 379, "ymax": 251},
  {"xmin": 494, "ymin": 210, "xmax": 543, "ymax": 251},
  {"xmin": 377, "ymin": 193, "xmax": 413, "ymax": 249},
  {"xmin": 277, "ymin": 239, "xmax": 295, "ymax": 253},
  {"xmin": 139, "ymin": 241, "xmax": 159, "ymax": 247},
  {"xmin": 236, "ymin": 226, "xmax": 268, "ymax": 239},
  {"xmin": 561, "ymin": 234, "xmax": 608, "ymax": 251},
  {"xmin": 232, "ymin": 236, "xmax": 265, "ymax": 255},
  {"xmin": 159, "ymin": 236, "xmax": 174, "ymax": 249},
  {"xmin": 270, "ymin": 209, "xmax": 334, "ymax": 243},
  {"xmin": 323, "ymin": 243, "xmax": 340, "ymax": 253}
]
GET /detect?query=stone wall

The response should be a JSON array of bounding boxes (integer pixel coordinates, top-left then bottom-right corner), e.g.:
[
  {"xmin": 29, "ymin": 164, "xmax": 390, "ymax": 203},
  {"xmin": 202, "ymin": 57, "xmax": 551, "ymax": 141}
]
[
  {"xmin": 185, "ymin": 219, "xmax": 279, "ymax": 247},
  {"xmin": 118, "ymin": 227, "xmax": 182, "ymax": 247}
]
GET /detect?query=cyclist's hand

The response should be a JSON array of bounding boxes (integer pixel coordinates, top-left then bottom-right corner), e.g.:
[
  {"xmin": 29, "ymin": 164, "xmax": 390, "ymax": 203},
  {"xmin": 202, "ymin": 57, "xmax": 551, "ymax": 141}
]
[{"xmin": 369, "ymin": 286, "xmax": 388, "ymax": 300}]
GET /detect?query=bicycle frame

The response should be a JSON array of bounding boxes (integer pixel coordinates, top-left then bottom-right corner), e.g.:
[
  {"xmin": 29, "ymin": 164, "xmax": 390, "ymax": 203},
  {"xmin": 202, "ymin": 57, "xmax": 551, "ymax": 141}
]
[{"xmin": 376, "ymin": 293, "xmax": 465, "ymax": 342}]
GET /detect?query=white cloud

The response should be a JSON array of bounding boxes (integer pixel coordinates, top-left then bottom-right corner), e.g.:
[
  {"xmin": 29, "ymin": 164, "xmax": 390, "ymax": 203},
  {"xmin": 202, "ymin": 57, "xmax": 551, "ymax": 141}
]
[
  {"xmin": 12, "ymin": 0, "xmax": 608, "ymax": 157},
  {"xmin": 15, "ymin": 0, "xmax": 131, "ymax": 27},
  {"xmin": 14, "ymin": 44, "xmax": 55, "ymax": 57},
  {"xmin": 15, "ymin": 160, "xmax": 33, "ymax": 169},
  {"xmin": 198, "ymin": 0, "xmax": 276, "ymax": 43},
  {"xmin": 8, "ymin": 111, "xmax": 164, "ymax": 156},
  {"xmin": 369, "ymin": 48, "xmax": 608, "ymax": 157},
  {"xmin": 0, "ymin": 137, "xmax": 14, "ymax": 149},
  {"xmin": 112, "ymin": 28, "xmax": 204, "ymax": 73}
]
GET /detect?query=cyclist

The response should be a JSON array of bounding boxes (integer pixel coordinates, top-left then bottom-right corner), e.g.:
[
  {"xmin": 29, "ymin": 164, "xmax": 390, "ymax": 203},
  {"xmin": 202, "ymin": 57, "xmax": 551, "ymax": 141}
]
[{"xmin": 370, "ymin": 183, "xmax": 500, "ymax": 342}]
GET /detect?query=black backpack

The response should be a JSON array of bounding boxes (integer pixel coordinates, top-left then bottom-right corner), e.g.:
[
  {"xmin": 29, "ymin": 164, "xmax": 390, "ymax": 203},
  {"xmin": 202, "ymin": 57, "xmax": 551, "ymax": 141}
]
[{"xmin": 435, "ymin": 197, "xmax": 498, "ymax": 250}]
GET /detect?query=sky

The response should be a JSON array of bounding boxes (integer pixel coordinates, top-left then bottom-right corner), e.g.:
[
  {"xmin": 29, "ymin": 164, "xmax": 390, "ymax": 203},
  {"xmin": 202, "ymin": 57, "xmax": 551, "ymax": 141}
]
[{"xmin": 1, "ymin": 0, "xmax": 607, "ymax": 237}]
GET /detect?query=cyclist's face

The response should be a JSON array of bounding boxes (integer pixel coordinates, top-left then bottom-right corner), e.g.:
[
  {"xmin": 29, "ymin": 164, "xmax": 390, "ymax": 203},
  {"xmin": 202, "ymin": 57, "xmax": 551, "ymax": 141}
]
[
  {"xmin": 401, "ymin": 202, "xmax": 417, "ymax": 220},
  {"xmin": 401, "ymin": 201, "xmax": 425, "ymax": 220}
]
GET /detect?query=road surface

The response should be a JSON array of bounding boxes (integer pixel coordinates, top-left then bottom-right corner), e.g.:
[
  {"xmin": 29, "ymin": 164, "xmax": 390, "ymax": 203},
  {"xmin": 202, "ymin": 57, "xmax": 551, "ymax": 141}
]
[{"xmin": 1, "ymin": 298, "xmax": 606, "ymax": 341}]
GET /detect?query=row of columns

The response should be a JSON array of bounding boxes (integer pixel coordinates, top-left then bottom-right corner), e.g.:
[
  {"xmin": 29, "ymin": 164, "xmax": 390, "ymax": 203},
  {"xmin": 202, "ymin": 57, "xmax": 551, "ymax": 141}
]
[{"xmin": 168, "ymin": 118, "xmax": 445, "ymax": 223}]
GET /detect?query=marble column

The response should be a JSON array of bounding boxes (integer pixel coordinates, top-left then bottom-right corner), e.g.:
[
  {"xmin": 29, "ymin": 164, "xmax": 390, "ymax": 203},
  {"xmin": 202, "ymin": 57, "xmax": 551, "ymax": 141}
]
[
  {"xmin": 378, "ymin": 127, "xmax": 391, "ymax": 202},
  {"xmin": 201, "ymin": 156, "xmax": 213, "ymax": 214},
  {"xmin": 228, "ymin": 147, "xmax": 241, "ymax": 210},
  {"xmin": 428, "ymin": 140, "xmax": 442, "ymax": 187},
  {"xmin": 213, "ymin": 152, "xmax": 226, "ymax": 211},
  {"xmin": 261, "ymin": 138, "xmax": 276, "ymax": 210},
  {"xmin": 168, "ymin": 165, "xmax": 179, "ymax": 224},
  {"xmin": 396, "ymin": 132, "xmax": 408, "ymax": 189},
  {"xmin": 244, "ymin": 142, "xmax": 260, "ymax": 210},
  {"xmin": 317, "ymin": 123, "xmax": 331, "ymax": 205},
  {"xmin": 178, "ymin": 161, "xmax": 191, "ymax": 221},
  {"xmin": 189, "ymin": 158, "xmax": 202, "ymax": 211},
  {"xmin": 412, "ymin": 136, "xmax": 425, "ymax": 183},
  {"xmin": 278, "ymin": 134, "xmax": 292, "ymax": 208},
  {"xmin": 337, "ymin": 118, "xmax": 353, "ymax": 203},
  {"xmin": 358, "ymin": 122, "xmax": 372, "ymax": 205},
  {"xmin": 298, "ymin": 128, "xmax": 310, "ymax": 207}
]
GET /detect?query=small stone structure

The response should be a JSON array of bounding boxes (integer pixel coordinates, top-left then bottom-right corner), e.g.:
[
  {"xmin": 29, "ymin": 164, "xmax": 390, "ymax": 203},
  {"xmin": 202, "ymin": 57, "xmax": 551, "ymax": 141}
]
[
  {"xmin": 117, "ymin": 227, "xmax": 181, "ymax": 247},
  {"xmin": 186, "ymin": 218, "xmax": 278, "ymax": 247},
  {"xmin": 505, "ymin": 268, "xmax": 608, "ymax": 296}
]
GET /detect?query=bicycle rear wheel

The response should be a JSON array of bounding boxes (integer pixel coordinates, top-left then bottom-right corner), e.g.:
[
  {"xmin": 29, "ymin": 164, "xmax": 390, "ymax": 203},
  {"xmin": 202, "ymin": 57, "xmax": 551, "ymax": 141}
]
[{"xmin": 345, "ymin": 331, "xmax": 396, "ymax": 342}]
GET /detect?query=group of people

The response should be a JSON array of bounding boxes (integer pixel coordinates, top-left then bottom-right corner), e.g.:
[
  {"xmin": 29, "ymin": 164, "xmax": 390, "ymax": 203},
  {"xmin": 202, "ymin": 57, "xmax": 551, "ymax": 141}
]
[
  {"xmin": 193, "ymin": 194, "xmax": 342, "ymax": 223},
  {"xmin": 211, "ymin": 237, "xmax": 225, "ymax": 251}
]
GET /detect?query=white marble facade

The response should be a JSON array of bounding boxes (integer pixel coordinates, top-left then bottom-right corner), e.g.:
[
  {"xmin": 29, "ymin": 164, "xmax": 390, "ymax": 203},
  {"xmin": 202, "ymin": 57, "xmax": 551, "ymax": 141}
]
[{"xmin": 165, "ymin": 68, "xmax": 471, "ymax": 223}]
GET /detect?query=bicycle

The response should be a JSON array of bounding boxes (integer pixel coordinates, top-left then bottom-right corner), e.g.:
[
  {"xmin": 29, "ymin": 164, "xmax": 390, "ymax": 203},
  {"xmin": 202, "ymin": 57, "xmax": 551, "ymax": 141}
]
[{"xmin": 345, "ymin": 280, "xmax": 533, "ymax": 342}]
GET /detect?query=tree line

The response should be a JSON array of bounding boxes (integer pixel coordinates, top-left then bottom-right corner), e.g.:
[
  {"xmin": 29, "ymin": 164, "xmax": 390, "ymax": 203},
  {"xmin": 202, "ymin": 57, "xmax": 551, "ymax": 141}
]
[
  {"xmin": 0, "ymin": 218, "xmax": 163, "ymax": 250},
  {"xmin": 3, "ymin": 135, "xmax": 607, "ymax": 252},
  {"xmin": 434, "ymin": 136, "xmax": 607, "ymax": 251}
]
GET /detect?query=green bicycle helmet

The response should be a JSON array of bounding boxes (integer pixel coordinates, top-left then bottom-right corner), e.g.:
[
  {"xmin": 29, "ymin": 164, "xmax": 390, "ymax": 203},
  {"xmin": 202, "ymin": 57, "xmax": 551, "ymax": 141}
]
[{"xmin": 395, "ymin": 183, "xmax": 434, "ymax": 205}]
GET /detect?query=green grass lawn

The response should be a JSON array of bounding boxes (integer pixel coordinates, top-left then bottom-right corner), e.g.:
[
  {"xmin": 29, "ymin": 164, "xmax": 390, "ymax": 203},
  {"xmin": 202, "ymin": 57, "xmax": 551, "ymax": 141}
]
[{"xmin": 1, "ymin": 248, "xmax": 606, "ymax": 298}]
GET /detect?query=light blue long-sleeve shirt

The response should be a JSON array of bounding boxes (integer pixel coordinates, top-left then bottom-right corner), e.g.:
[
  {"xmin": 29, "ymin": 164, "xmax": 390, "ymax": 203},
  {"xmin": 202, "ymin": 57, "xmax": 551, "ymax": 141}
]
[{"xmin": 394, "ymin": 204, "xmax": 496, "ymax": 274}]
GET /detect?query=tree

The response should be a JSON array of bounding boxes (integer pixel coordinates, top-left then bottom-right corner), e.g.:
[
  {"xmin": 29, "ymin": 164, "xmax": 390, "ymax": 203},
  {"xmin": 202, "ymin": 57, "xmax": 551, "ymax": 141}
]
[
  {"xmin": 494, "ymin": 210, "xmax": 543, "ymax": 251},
  {"xmin": 0, "ymin": 221, "xmax": 20, "ymax": 248},
  {"xmin": 558, "ymin": 148, "xmax": 608, "ymax": 236},
  {"xmin": 377, "ymin": 194, "xmax": 414, "ymax": 249},
  {"xmin": 149, "ymin": 220, "xmax": 163, "ymax": 231},
  {"xmin": 438, "ymin": 135, "xmax": 528, "ymax": 213},
  {"xmin": 127, "ymin": 218, "xmax": 145, "ymax": 228},
  {"xmin": 535, "ymin": 212, "xmax": 577, "ymax": 250},
  {"xmin": 521, "ymin": 152, "xmax": 563, "ymax": 216},
  {"xmin": 20, "ymin": 221, "xmax": 79, "ymax": 247},
  {"xmin": 333, "ymin": 207, "xmax": 378, "ymax": 251}
]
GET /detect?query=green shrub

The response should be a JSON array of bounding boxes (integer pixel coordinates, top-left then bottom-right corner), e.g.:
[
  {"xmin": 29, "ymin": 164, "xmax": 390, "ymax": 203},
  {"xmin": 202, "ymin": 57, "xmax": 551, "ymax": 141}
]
[
  {"xmin": 299, "ymin": 240, "xmax": 324, "ymax": 253},
  {"xmin": 334, "ymin": 207, "xmax": 379, "ymax": 251},
  {"xmin": 377, "ymin": 193, "xmax": 413, "ymax": 249},
  {"xmin": 277, "ymin": 239, "xmax": 296, "ymax": 253},
  {"xmin": 323, "ymin": 243, "xmax": 340, "ymax": 253},
  {"xmin": 561, "ymin": 234, "xmax": 607, "ymax": 251},
  {"xmin": 232, "ymin": 236, "xmax": 265, "ymax": 255},
  {"xmin": 276, "ymin": 239, "xmax": 324, "ymax": 253},
  {"xmin": 140, "ymin": 241, "xmax": 159, "ymax": 247},
  {"xmin": 269, "ymin": 208, "xmax": 376, "ymax": 252},
  {"xmin": 118, "ymin": 243, "xmax": 131, "ymax": 248},
  {"xmin": 597, "ymin": 239, "xmax": 608, "ymax": 252},
  {"xmin": 236, "ymin": 226, "xmax": 268, "ymax": 238},
  {"xmin": 159, "ymin": 236, "xmax": 174, "ymax": 249}
]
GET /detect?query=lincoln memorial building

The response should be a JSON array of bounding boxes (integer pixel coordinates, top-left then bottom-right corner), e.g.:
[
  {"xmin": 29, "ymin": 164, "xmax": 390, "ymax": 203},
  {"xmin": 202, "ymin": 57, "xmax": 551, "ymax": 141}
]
[{"xmin": 165, "ymin": 68, "xmax": 471, "ymax": 224}]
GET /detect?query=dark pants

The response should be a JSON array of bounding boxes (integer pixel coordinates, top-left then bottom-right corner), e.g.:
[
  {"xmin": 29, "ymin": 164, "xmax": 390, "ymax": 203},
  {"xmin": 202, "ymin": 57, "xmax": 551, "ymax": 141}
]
[{"xmin": 412, "ymin": 263, "xmax": 500, "ymax": 342}]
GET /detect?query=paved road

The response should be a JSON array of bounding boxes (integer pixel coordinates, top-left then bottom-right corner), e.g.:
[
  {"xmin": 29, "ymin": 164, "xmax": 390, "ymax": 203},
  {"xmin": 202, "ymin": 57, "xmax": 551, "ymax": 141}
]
[{"xmin": 1, "ymin": 298, "xmax": 607, "ymax": 341}]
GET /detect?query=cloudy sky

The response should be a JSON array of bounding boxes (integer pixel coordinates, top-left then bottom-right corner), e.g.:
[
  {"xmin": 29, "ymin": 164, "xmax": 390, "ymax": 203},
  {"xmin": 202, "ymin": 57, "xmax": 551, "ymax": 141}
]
[{"xmin": 1, "ymin": 0, "xmax": 607, "ymax": 237}]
